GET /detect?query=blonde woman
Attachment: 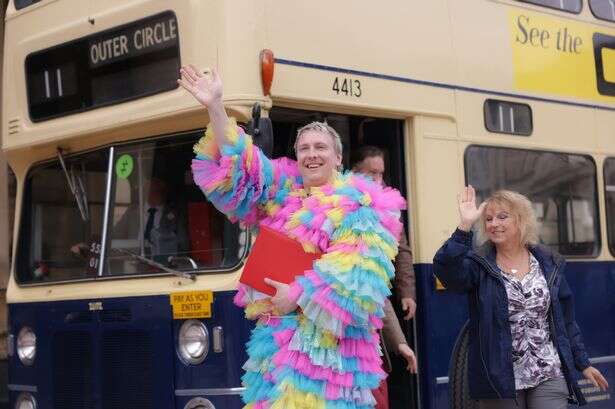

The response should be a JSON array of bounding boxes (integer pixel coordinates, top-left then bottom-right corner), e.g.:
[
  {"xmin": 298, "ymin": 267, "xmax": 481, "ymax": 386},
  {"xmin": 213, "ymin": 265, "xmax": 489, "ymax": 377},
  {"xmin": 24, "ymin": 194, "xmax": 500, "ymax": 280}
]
[{"xmin": 434, "ymin": 186, "xmax": 608, "ymax": 408}]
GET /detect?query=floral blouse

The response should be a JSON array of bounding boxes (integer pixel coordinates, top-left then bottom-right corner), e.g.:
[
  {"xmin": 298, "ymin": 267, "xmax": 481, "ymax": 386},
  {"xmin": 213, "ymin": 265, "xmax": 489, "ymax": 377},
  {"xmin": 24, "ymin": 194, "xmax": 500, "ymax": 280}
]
[{"xmin": 500, "ymin": 254, "xmax": 563, "ymax": 390}]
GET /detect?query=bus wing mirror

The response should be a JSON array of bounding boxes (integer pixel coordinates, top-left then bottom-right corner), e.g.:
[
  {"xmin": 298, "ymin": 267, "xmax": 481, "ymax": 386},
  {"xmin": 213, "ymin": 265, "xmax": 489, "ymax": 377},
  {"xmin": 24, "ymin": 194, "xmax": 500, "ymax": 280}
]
[{"xmin": 247, "ymin": 103, "xmax": 274, "ymax": 157}]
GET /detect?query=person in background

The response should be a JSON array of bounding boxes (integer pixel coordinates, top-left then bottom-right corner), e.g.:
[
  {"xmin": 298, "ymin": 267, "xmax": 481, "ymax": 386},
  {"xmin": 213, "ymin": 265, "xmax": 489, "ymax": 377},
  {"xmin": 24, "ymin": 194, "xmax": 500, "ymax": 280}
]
[
  {"xmin": 352, "ymin": 146, "xmax": 417, "ymax": 320},
  {"xmin": 180, "ymin": 65, "xmax": 406, "ymax": 408},
  {"xmin": 373, "ymin": 293, "xmax": 417, "ymax": 409},
  {"xmin": 434, "ymin": 187, "xmax": 608, "ymax": 408},
  {"xmin": 352, "ymin": 145, "xmax": 418, "ymax": 409},
  {"xmin": 106, "ymin": 177, "xmax": 188, "ymax": 264}
]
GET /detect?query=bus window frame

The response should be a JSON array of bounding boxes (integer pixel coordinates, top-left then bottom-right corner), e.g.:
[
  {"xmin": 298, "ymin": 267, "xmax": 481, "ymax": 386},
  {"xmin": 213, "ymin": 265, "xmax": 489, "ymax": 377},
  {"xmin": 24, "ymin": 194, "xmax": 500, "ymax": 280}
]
[
  {"xmin": 603, "ymin": 157, "xmax": 615, "ymax": 256},
  {"xmin": 14, "ymin": 129, "xmax": 248, "ymax": 287},
  {"xmin": 483, "ymin": 99, "xmax": 533, "ymax": 136},
  {"xmin": 589, "ymin": 0, "xmax": 615, "ymax": 23},
  {"xmin": 516, "ymin": 0, "xmax": 584, "ymax": 14},
  {"xmin": 463, "ymin": 144, "xmax": 601, "ymax": 259}
]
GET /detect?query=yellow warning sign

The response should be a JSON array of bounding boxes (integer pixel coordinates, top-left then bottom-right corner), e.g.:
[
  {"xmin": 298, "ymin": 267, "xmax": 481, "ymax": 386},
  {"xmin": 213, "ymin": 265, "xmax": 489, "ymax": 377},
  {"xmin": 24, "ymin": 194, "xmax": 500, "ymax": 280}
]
[{"xmin": 170, "ymin": 290, "xmax": 213, "ymax": 319}]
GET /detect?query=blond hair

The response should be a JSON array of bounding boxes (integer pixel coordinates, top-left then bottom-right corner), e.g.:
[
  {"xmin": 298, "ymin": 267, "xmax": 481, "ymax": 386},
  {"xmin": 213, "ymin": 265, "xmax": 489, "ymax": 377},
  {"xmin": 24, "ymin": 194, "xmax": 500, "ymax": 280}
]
[
  {"xmin": 479, "ymin": 190, "xmax": 539, "ymax": 247},
  {"xmin": 294, "ymin": 122, "xmax": 343, "ymax": 155}
]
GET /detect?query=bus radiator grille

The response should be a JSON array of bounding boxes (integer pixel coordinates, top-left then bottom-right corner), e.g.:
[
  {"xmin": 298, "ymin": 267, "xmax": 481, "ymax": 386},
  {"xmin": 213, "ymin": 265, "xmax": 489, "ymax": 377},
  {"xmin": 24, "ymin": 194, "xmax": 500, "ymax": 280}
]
[
  {"xmin": 102, "ymin": 330, "xmax": 153, "ymax": 409},
  {"xmin": 100, "ymin": 309, "xmax": 132, "ymax": 323},
  {"xmin": 53, "ymin": 331, "xmax": 94, "ymax": 409},
  {"xmin": 64, "ymin": 311, "xmax": 94, "ymax": 324}
]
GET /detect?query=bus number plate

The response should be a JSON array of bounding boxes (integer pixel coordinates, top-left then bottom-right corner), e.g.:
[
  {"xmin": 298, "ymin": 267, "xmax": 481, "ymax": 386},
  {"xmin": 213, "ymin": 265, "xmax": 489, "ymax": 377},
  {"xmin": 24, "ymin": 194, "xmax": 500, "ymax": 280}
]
[
  {"xmin": 170, "ymin": 290, "xmax": 213, "ymax": 319},
  {"xmin": 332, "ymin": 77, "xmax": 362, "ymax": 97}
]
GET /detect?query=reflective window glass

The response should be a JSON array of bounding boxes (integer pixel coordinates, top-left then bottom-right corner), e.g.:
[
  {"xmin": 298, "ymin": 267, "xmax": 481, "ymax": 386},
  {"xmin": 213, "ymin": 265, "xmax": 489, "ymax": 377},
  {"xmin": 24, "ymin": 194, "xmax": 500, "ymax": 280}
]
[
  {"xmin": 603, "ymin": 158, "xmax": 615, "ymax": 255},
  {"xmin": 107, "ymin": 133, "xmax": 245, "ymax": 276},
  {"xmin": 17, "ymin": 150, "xmax": 109, "ymax": 283},
  {"xmin": 17, "ymin": 131, "xmax": 246, "ymax": 283},
  {"xmin": 14, "ymin": 0, "xmax": 41, "ymax": 10},
  {"xmin": 465, "ymin": 146, "xmax": 599, "ymax": 256},
  {"xmin": 518, "ymin": 0, "xmax": 583, "ymax": 13},
  {"xmin": 484, "ymin": 100, "xmax": 532, "ymax": 136},
  {"xmin": 590, "ymin": 0, "xmax": 615, "ymax": 22}
]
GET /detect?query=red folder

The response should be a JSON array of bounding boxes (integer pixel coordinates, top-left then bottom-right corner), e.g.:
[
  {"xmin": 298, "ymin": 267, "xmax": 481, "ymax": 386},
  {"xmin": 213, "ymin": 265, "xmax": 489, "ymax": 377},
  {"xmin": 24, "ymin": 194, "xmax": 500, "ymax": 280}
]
[{"xmin": 240, "ymin": 225, "xmax": 321, "ymax": 296}]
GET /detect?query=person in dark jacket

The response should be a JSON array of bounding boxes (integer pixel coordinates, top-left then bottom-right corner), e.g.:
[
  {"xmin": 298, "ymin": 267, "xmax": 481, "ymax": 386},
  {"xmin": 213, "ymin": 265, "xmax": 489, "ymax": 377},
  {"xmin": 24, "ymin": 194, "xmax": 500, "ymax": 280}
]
[{"xmin": 434, "ymin": 186, "xmax": 608, "ymax": 408}]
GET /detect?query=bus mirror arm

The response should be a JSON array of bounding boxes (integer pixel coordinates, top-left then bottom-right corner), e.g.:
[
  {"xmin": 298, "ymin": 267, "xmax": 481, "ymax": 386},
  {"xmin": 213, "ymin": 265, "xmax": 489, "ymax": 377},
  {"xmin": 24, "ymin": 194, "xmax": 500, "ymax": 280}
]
[
  {"xmin": 113, "ymin": 248, "xmax": 197, "ymax": 281},
  {"xmin": 57, "ymin": 148, "xmax": 89, "ymax": 222},
  {"xmin": 251, "ymin": 103, "xmax": 261, "ymax": 137},
  {"xmin": 248, "ymin": 103, "xmax": 273, "ymax": 157}
]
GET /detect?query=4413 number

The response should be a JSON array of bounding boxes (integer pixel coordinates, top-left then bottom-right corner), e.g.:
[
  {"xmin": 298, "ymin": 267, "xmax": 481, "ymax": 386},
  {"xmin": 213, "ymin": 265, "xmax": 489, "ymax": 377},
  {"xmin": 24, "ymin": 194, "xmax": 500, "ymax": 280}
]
[{"xmin": 332, "ymin": 77, "xmax": 362, "ymax": 97}]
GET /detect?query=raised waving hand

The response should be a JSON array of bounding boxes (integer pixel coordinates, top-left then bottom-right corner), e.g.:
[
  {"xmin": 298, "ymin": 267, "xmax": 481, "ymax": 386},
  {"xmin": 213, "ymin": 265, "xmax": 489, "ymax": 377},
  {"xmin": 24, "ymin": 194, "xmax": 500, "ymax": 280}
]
[
  {"xmin": 457, "ymin": 185, "xmax": 486, "ymax": 232},
  {"xmin": 178, "ymin": 65, "xmax": 222, "ymax": 107},
  {"xmin": 178, "ymin": 65, "xmax": 229, "ymax": 145}
]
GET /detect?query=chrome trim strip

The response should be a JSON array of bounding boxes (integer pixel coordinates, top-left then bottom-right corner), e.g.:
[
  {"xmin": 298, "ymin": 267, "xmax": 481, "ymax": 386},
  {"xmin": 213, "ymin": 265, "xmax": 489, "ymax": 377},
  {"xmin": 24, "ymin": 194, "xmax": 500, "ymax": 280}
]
[
  {"xmin": 175, "ymin": 387, "xmax": 246, "ymax": 396},
  {"xmin": 436, "ymin": 376, "xmax": 449, "ymax": 384},
  {"xmin": 98, "ymin": 147, "xmax": 115, "ymax": 277},
  {"xmin": 137, "ymin": 149, "xmax": 145, "ymax": 256},
  {"xmin": 590, "ymin": 355, "xmax": 615, "ymax": 364},
  {"xmin": 8, "ymin": 384, "xmax": 37, "ymax": 392},
  {"xmin": 212, "ymin": 326, "xmax": 224, "ymax": 353},
  {"xmin": 7, "ymin": 334, "xmax": 14, "ymax": 357}
]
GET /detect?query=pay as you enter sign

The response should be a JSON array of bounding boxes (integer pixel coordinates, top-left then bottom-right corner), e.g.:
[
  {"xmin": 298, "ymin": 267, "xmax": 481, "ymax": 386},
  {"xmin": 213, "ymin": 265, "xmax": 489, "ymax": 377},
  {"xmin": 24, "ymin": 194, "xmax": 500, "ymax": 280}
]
[{"xmin": 170, "ymin": 290, "xmax": 213, "ymax": 319}]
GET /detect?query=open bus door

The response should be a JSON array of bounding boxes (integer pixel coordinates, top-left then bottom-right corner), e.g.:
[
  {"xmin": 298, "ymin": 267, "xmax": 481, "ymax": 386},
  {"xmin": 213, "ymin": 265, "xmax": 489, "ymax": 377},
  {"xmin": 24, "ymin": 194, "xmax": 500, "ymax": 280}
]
[
  {"xmin": 0, "ymin": 157, "xmax": 13, "ymax": 409},
  {"xmin": 269, "ymin": 107, "xmax": 417, "ymax": 409}
]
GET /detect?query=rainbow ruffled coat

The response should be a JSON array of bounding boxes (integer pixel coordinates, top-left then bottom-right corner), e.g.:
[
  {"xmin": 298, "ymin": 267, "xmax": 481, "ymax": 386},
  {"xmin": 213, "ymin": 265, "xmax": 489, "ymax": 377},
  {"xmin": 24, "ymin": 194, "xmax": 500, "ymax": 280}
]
[{"xmin": 192, "ymin": 119, "xmax": 405, "ymax": 409}]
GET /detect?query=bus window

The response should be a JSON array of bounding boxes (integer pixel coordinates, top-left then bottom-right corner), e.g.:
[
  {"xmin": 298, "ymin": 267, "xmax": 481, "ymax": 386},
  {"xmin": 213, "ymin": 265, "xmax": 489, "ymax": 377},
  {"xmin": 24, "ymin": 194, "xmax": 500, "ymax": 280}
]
[
  {"xmin": 484, "ymin": 99, "xmax": 532, "ymax": 136},
  {"xmin": 603, "ymin": 158, "xmax": 615, "ymax": 255},
  {"xmin": 15, "ymin": 132, "xmax": 246, "ymax": 283},
  {"xmin": 590, "ymin": 0, "xmax": 615, "ymax": 22},
  {"xmin": 465, "ymin": 146, "xmax": 599, "ymax": 256},
  {"xmin": 14, "ymin": 0, "xmax": 41, "ymax": 10},
  {"xmin": 107, "ymin": 132, "xmax": 245, "ymax": 275},
  {"xmin": 517, "ymin": 0, "xmax": 583, "ymax": 13},
  {"xmin": 16, "ymin": 150, "xmax": 109, "ymax": 283}
]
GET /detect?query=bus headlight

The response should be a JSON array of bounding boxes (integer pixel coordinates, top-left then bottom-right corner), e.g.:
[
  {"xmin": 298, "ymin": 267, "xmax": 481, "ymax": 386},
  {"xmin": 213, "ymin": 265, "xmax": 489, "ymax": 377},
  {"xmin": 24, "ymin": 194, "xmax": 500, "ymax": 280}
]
[
  {"xmin": 177, "ymin": 320, "xmax": 208, "ymax": 365},
  {"xmin": 17, "ymin": 327, "xmax": 36, "ymax": 366},
  {"xmin": 15, "ymin": 392, "xmax": 37, "ymax": 409},
  {"xmin": 183, "ymin": 397, "xmax": 215, "ymax": 409}
]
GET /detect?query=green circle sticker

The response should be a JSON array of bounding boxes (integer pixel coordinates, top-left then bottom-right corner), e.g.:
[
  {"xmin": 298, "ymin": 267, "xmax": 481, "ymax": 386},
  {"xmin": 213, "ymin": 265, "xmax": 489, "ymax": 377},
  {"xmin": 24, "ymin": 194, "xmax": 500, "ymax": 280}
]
[{"xmin": 115, "ymin": 154, "xmax": 134, "ymax": 179}]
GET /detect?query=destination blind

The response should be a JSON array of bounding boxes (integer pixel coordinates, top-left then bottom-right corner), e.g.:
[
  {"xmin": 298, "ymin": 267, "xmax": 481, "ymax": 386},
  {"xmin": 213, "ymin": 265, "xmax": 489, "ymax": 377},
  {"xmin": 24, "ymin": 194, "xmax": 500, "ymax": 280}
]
[{"xmin": 25, "ymin": 11, "xmax": 180, "ymax": 122}]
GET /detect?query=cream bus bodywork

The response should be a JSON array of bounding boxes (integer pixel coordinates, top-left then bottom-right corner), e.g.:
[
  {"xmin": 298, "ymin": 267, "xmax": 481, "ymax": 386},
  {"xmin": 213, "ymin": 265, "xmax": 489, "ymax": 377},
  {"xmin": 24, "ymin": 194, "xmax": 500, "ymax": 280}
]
[{"xmin": 4, "ymin": 0, "xmax": 615, "ymax": 306}]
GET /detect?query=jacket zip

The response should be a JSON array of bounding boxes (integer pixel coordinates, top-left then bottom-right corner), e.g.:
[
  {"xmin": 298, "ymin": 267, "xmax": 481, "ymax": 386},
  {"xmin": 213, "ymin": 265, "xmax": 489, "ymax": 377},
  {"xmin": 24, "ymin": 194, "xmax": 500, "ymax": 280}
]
[
  {"xmin": 546, "ymin": 263, "xmax": 579, "ymax": 405},
  {"xmin": 469, "ymin": 254, "xmax": 509, "ymax": 400}
]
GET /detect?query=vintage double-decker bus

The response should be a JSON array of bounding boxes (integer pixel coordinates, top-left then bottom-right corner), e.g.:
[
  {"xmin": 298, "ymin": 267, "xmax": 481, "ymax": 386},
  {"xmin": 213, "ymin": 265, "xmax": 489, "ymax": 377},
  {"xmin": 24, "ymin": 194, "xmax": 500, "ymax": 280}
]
[{"xmin": 3, "ymin": 0, "xmax": 615, "ymax": 408}]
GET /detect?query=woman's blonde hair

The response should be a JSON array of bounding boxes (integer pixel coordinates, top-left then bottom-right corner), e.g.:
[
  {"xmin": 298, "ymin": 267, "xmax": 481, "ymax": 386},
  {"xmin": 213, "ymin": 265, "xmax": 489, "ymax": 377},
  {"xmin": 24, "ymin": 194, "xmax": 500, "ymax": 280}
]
[{"xmin": 479, "ymin": 190, "xmax": 539, "ymax": 247}]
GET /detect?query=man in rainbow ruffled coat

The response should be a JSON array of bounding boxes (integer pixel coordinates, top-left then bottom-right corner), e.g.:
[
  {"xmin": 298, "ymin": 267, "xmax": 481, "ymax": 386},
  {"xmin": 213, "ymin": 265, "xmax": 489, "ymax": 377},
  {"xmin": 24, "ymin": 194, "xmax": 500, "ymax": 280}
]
[{"xmin": 179, "ymin": 65, "xmax": 405, "ymax": 409}]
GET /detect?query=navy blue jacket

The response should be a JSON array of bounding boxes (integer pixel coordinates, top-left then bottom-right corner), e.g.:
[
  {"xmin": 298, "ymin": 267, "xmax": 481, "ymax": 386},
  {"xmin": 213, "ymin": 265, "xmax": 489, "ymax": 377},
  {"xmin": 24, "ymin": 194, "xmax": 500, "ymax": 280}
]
[{"xmin": 433, "ymin": 229, "xmax": 591, "ymax": 404}]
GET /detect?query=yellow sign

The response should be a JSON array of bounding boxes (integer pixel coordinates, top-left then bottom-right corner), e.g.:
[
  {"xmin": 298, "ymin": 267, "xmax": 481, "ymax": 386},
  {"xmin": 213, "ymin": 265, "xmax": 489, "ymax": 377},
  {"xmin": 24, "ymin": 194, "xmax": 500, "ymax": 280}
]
[
  {"xmin": 509, "ymin": 9, "xmax": 615, "ymax": 104},
  {"xmin": 170, "ymin": 290, "xmax": 213, "ymax": 319}
]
